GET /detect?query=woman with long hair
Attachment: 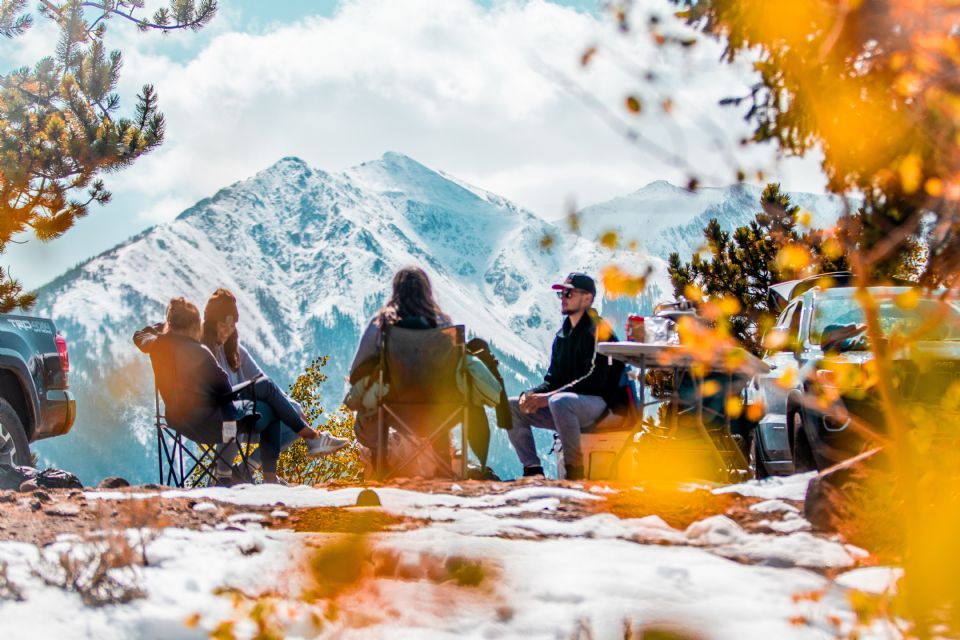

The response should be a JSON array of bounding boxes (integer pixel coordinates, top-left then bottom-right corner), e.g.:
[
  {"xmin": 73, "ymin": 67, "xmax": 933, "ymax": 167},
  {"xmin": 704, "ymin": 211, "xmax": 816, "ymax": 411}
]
[
  {"xmin": 134, "ymin": 297, "xmax": 347, "ymax": 484},
  {"xmin": 202, "ymin": 288, "xmax": 348, "ymax": 484},
  {"xmin": 349, "ymin": 267, "xmax": 500, "ymax": 475}
]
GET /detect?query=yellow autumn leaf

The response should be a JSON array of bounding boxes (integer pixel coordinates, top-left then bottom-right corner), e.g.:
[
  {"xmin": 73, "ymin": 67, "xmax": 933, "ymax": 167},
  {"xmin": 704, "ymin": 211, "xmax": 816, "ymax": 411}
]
[
  {"xmin": 684, "ymin": 284, "xmax": 703, "ymax": 302},
  {"xmin": 894, "ymin": 288, "xmax": 920, "ymax": 310},
  {"xmin": 625, "ymin": 95, "xmax": 642, "ymax": 114},
  {"xmin": 600, "ymin": 265, "xmax": 646, "ymax": 298},
  {"xmin": 701, "ymin": 379, "xmax": 721, "ymax": 397},
  {"xmin": 776, "ymin": 244, "xmax": 812, "ymax": 271},
  {"xmin": 776, "ymin": 365, "xmax": 798, "ymax": 389},
  {"xmin": 725, "ymin": 395, "xmax": 743, "ymax": 419},
  {"xmin": 925, "ymin": 177, "xmax": 944, "ymax": 197},
  {"xmin": 899, "ymin": 153, "xmax": 923, "ymax": 194},
  {"xmin": 797, "ymin": 209, "xmax": 812, "ymax": 227},
  {"xmin": 746, "ymin": 402, "xmax": 765, "ymax": 422},
  {"xmin": 718, "ymin": 296, "xmax": 741, "ymax": 316},
  {"xmin": 599, "ymin": 230, "xmax": 619, "ymax": 249}
]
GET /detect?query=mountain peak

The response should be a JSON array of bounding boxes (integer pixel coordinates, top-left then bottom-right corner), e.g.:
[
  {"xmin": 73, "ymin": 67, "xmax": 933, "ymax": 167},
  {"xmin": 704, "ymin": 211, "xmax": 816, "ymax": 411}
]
[{"xmin": 636, "ymin": 180, "xmax": 686, "ymax": 196}]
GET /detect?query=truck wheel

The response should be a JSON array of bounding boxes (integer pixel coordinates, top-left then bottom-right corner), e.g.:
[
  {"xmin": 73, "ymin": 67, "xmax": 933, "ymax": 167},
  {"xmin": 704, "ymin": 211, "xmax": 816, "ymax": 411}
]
[
  {"xmin": 0, "ymin": 399, "xmax": 30, "ymax": 468},
  {"xmin": 791, "ymin": 410, "xmax": 817, "ymax": 473},
  {"xmin": 751, "ymin": 432, "xmax": 770, "ymax": 480}
]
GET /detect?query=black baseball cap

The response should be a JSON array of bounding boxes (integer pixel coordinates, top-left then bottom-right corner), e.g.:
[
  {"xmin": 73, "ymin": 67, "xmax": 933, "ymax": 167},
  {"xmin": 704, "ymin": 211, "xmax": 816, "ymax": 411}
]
[{"xmin": 551, "ymin": 272, "xmax": 596, "ymax": 296}]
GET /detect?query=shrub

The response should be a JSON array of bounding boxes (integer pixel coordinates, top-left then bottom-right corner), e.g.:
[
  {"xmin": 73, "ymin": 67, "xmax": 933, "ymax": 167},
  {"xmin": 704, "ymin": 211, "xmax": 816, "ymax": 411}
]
[{"xmin": 277, "ymin": 357, "xmax": 363, "ymax": 485}]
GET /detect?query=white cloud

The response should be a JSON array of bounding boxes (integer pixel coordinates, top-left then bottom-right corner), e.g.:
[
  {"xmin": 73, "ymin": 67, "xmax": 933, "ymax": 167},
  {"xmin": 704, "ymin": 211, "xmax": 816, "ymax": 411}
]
[
  {"xmin": 110, "ymin": 0, "xmax": 821, "ymax": 217},
  {"xmin": 7, "ymin": 0, "xmax": 826, "ymax": 287}
]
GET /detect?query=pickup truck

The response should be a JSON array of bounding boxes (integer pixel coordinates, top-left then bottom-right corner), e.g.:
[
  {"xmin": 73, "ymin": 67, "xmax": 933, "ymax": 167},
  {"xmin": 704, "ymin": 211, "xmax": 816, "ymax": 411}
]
[{"xmin": 0, "ymin": 313, "xmax": 76, "ymax": 468}]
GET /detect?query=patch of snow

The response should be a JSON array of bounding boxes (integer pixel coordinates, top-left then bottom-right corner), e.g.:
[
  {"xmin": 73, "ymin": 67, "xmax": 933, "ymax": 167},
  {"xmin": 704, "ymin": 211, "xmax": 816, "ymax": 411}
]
[
  {"xmin": 714, "ymin": 472, "xmax": 815, "ymax": 501},
  {"xmin": 686, "ymin": 516, "xmax": 852, "ymax": 569},
  {"xmin": 835, "ymin": 567, "xmax": 903, "ymax": 595},
  {"xmin": 191, "ymin": 502, "xmax": 218, "ymax": 513},
  {"xmin": 750, "ymin": 499, "xmax": 801, "ymax": 514}
]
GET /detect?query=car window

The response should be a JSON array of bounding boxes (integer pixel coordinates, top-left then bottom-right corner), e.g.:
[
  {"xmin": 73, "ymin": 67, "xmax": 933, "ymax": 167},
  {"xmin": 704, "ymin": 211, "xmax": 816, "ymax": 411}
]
[
  {"xmin": 787, "ymin": 302, "xmax": 804, "ymax": 348},
  {"xmin": 777, "ymin": 303, "xmax": 797, "ymax": 331},
  {"xmin": 811, "ymin": 294, "xmax": 960, "ymax": 342}
]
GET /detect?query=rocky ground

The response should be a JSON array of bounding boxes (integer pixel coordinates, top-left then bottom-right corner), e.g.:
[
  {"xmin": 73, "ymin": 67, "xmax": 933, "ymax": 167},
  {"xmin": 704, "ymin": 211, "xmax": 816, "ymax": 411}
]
[{"xmin": 0, "ymin": 476, "xmax": 902, "ymax": 639}]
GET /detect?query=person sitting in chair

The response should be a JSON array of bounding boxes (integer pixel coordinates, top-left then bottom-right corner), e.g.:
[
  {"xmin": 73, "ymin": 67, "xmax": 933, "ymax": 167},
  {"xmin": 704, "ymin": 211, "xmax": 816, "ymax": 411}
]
[
  {"xmin": 508, "ymin": 272, "xmax": 626, "ymax": 480},
  {"xmin": 134, "ymin": 297, "xmax": 346, "ymax": 484},
  {"xmin": 348, "ymin": 266, "xmax": 507, "ymax": 477},
  {"xmin": 201, "ymin": 288, "xmax": 349, "ymax": 485}
]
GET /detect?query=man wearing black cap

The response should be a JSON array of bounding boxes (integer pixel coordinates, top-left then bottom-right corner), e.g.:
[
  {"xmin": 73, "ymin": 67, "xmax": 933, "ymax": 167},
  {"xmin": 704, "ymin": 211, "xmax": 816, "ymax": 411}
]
[{"xmin": 508, "ymin": 272, "xmax": 626, "ymax": 480}]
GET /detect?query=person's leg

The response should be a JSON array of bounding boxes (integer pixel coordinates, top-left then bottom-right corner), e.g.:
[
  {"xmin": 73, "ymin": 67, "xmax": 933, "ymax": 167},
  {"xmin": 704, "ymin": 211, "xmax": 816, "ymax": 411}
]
[
  {"xmin": 466, "ymin": 405, "xmax": 490, "ymax": 468},
  {"xmin": 252, "ymin": 377, "xmax": 310, "ymax": 434},
  {"xmin": 546, "ymin": 393, "xmax": 608, "ymax": 472},
  {"xmin": 215, "ymin": 441, "xmax": 238, "ymax": 479},
  {"xmin": 507, "ymin": 397, "xmax": 555, "ymax": 470},
  {"xmin": 257, "ymin": 422, "xmax": 283, "ymax": 482}
]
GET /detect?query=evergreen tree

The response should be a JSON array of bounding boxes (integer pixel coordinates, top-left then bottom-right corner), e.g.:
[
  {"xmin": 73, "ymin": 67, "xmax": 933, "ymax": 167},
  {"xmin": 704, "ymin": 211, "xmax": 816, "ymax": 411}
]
[
  {"xmin": 668, "ymin": 184, "xmax": 848, "ymax": 354},
  {"xmin": 0, "ymin": 0, "xmax": 217, "ymax": 312}
]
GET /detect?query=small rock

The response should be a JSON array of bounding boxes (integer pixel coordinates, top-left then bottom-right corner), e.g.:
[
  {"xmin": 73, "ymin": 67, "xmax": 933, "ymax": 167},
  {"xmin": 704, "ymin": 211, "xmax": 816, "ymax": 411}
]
[
  {"xmin": 142, "ymin": 483, "xmax": 162, "ymax": 490},
  {"xmin": 18, "ymin": 480, "xmax": 38, "ymax": 493},
  {"xmin": 45, "ymin": 504, "xmax": 81, "ymax": 517},
  {"xmin": 31, "ymin": 490, "xmax": 51, "ymax": 503},
  {"xmin": 0, "ymin": 491, "xmax": 15, "ymax": 503},
  {"xmin": 98, "ymin": 477, "xmax": 130, "ymax": 489},
  {"xmin": 356, "ymin": 488, "xmax": 381, "ymax": 507},
  {"xmin": 29, "ymin": 499, "xmax": 41, "ymax": 511},
  {"xmin": 239, "ymin": 539, "xmax": 264, "ymax": 556}
]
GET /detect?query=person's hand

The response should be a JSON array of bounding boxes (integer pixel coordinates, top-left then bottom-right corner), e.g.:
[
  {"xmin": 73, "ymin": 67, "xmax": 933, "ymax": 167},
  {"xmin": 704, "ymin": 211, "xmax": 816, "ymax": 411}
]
[{"xmin": 520, "ymin": 393, "xmax": 548, "ymax": 413}]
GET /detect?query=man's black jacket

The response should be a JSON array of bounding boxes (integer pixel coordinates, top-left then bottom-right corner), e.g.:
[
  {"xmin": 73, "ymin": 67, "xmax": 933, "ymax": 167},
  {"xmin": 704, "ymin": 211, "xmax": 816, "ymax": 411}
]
[{"xmin": 528, "ymin": 309, "xmax": 628, "ymax": 415}]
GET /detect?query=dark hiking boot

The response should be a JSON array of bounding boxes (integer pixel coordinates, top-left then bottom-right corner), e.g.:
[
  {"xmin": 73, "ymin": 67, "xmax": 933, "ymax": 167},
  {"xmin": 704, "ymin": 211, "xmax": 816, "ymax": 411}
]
[
  {"xmin": 467, "ymin": 466, "xmax": 502, "ymax": 481},
  {"xmin": 522, "ymin": 466, "xmax": 545, "ymax": 477},
  {"xmin": 564, "ymin": 465, "xmax": 585, "ymax": 481}
]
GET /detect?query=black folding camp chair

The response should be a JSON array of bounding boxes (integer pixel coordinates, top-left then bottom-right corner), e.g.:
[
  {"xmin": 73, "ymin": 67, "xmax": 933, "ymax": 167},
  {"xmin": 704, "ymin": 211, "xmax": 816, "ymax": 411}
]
[
  {"xmin": 153, "ymin": 376, "xmax": 261, "ymax": 488},
  {"xmin": 375, "ymin": 324, "xmax": 470, "ymax": 480}
]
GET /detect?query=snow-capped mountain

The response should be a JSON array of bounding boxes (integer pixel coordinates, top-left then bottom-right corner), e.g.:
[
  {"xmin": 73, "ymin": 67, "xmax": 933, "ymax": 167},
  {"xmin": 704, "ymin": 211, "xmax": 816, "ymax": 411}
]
[
  {"xmin": 572, "ymin": 180, "xmax": 848, "ymax": 260},
  {"xmin": 32, "ymin": 153, "xmax": 666, "ymax": 483}
]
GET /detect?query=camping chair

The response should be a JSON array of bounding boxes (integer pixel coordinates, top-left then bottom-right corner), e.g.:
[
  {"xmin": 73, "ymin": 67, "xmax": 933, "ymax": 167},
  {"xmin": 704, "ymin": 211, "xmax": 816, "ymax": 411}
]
[
  {"xmin": 153, "ymin": 377, "xmax": 261, "ymax": 488},
  {"xmin": 375, "ymin": 324, "xmax": 470, "ymax": 480}
]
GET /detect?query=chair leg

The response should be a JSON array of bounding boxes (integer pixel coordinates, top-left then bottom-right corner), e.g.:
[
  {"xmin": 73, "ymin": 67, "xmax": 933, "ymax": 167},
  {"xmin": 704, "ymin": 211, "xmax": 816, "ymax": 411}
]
[
  {"xmin": 461, "ymin": 405, "xmax": 469, "ymax": 480},
  {"xmin": 376, "ymin": 404, "xmax": 386, "ymax": 480}
]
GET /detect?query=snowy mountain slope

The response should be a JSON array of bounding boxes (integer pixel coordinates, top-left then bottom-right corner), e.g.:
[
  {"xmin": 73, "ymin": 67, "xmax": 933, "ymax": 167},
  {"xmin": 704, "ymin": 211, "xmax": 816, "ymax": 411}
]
[
  {"xmin": 573, "ymin": 181, "xmax": 850, "ymax": 260},
  {"xmin": 31, "ymin": 152, "xmax": 668, "ymax": 484}
]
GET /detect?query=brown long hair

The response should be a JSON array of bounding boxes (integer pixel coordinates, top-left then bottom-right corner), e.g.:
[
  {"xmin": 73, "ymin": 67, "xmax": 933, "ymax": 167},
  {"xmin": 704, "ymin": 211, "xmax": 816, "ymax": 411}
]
[
  {"xmin": 376, "ymin": 266, "xmax": 445, "ymax": 327},
  {"xmin": 165, "ymin": 297, "xmax": 201, "ymax": 338},
  {"xmin": 202, "ymin": 288, "xmax": 241, "ymax": 371}
]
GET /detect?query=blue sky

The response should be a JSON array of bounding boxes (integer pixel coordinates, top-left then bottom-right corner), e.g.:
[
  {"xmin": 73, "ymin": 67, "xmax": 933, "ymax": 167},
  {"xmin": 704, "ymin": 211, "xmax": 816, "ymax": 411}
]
[{"xmin": 4, "ymin": 0, "xmax": 823, "ymax": 290}]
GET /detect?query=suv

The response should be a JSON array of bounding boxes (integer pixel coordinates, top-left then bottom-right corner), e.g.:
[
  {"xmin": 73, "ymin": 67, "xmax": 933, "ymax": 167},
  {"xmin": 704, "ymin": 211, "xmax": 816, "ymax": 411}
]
[
  {"xmin": 0, "ymin": 313, "xmax": 76, "ymax": 468},
  {"xmin": 747, "ymin": 277, "xmax": 960, "ymax": 477}
]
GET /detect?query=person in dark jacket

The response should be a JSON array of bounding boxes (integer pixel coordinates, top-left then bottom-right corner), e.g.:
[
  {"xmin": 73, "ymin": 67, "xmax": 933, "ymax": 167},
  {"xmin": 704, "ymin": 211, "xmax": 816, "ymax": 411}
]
[
  {"xmin": 508, "ymin": 272, "xmax": 626, "ymax": 480},
  {"xmin": 134, "ymin": 297, "xmax": 345, "ymax": 484}
]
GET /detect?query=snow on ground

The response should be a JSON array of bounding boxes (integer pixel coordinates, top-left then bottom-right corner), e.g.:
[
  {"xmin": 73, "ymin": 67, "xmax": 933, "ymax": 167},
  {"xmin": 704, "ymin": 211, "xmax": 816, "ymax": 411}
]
[
  {"xmin": 1, "ymin": 478, "xmax": 899, "ymax": 639},
  {"xmin": 713, "ymin": 472, "xmax": 817, "ymax": 501}
]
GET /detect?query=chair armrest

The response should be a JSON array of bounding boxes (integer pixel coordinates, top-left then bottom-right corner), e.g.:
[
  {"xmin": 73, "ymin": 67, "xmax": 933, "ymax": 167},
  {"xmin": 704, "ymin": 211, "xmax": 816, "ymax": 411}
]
[{"xmin": 227, "ymin": 374, "xmax": 265, "ymax": 399}]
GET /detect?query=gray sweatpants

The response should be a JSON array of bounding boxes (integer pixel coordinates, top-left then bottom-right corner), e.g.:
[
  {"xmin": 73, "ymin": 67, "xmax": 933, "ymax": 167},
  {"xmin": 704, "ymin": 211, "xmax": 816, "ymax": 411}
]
[{"xmin": 507, "ymin": 393, "xmax": 608, "ymax": 470}]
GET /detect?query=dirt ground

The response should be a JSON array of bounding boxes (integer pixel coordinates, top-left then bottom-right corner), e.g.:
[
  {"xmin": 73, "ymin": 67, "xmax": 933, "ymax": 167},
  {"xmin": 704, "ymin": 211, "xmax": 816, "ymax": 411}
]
[{"xmin": 0, "ymin": 478, "xmax": 793, "ymax": 548}]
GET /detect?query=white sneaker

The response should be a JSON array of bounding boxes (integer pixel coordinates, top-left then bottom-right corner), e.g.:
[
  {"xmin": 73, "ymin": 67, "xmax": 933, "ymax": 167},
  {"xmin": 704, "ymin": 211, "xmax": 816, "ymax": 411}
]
[{"xmin": 305, "ymin": 432, "xmax": 350, "ymax": 457}]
